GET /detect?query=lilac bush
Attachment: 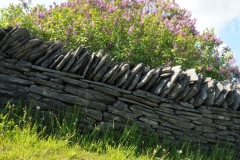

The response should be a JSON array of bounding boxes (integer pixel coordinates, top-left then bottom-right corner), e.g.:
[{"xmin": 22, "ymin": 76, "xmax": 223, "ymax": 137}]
[{"xmin": 0, "ymin": 0, "xmax": 239, "ymax": 80}]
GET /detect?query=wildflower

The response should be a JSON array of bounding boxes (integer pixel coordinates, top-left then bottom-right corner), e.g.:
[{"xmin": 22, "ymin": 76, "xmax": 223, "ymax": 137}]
[
  {"xmin": 37, "ymin": 11, "xmax": 45, "ymax": 19},
  {"xmin": 165, "ymin": 60, "xmax": 172, "ymax": 67},
  {"xmin": 113, "ymin": 17, "xmax": 119, "ymax": 25},
  {"xmin": 206, "ymin": 66, "xmax": 213, "ymax": 71},
  {"xmin": 36, "ymin": 106, "xmax": 40, "ymax": 110},
  {"xmin": 21, "ymin": 0, "xmax": 27, "ymax": 7},
  {"xmin": 177, "ymin": 150, "xmax": 182, "ymax": 154},
  {"xmin": 128, "ymin": 25, "xmax": 134, "ymax": 34}
]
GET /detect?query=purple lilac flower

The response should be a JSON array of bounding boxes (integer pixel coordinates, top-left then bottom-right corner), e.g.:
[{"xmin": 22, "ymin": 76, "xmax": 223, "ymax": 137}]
[
  {"xmin": 37, "ymin": 11, "xmax": 45, "ymax": 19},
  {"xmin": 165, "ymin": 61, "xmax": 172, "ymax": 67},
  {"xmin": 128, "ymin": 25, "xmax": 134, "ymax": 34},
  {"xmin": 21, "ymin": 0, "xmax": 27, "ymax": 7},
  {"xmin": 206, "ymin": 66, "xmax": 213, "ymax": 71}
]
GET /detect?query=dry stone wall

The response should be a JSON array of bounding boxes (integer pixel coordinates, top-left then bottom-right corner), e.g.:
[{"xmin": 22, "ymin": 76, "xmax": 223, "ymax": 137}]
[{"xmin": 1, "ymin": 26, "xmax": 240, "ymax": 149}]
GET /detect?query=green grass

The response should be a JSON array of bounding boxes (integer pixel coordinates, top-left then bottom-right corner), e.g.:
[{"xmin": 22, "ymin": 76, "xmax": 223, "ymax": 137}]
[{"xmin": 0, "ymin": 100, "xmax": 238, "ymax": 160}]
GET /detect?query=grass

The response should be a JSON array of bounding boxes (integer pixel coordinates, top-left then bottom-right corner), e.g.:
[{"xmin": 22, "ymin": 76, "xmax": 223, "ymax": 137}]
[{"xmin": 0, "ymin": 99, "xmax": 238, "ymax": 160}]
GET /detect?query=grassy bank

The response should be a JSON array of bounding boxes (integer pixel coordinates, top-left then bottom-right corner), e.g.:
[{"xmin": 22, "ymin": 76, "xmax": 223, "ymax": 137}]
[{"xmin": 0, "ymin": 100, "xmax": 238, "ymax": 159}]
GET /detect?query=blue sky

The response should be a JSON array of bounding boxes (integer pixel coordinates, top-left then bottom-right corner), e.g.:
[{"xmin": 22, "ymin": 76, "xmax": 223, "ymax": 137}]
[{"xmin": 2, "ymin": 0, "xmax": 240, "ymax": 67}]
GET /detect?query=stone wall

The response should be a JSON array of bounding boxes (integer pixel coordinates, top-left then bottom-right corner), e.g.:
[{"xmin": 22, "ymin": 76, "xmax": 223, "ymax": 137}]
[{"xmin": 0, "ymin": 26, "xmax": 240, "ymax": 149}]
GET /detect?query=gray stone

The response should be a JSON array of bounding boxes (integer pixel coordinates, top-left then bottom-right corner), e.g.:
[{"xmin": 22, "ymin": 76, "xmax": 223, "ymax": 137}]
[
  {"xmin": 193, "ymin": 88, "xmax": 207, "ymax": 106},
  {"xmin": 202, "ymin": 114, "xmax": 230, "ymax": 120},
  {"xmin": 150, "ymin": 77, "xmax": 170, "ymax": 95},
  {"xmin": 202, "ymin": 133, "xmax": 216, "ymax": 139},
  {"xmin": 0, "ymin": 27, "xmax": 18, "ymax": 50},
  {"xmin": 13, "ymin": 38, "xmax": 44, "ymax": 58},
  {"xmin": 162, "ymin": 67, "xmax": 171, "ymax": 73},
  {"xmin": 86, "ymin": 53, "xmax": 101, "ymax": 79},
  {"xmin": 41, "ymin": 49, "xmax": 62, "ymax": 68},
  {"xmin": 29, "ymin": 85, "xmax": 91, "ymax": 106},
  {"xmin": 202, "ymin": 79, "xmax": 215, "ymax": 92},
  {"xmin": 160, "ymin": 102, "xmax": 199, "ymax": 113},
  {"xmin": 83, "ymin": 108, "xmax": 103, "ymax": 121},
  {"xmin": 50, "ymin": 78, "xmax": 62, "ymax": 84},
  {"xmin": 64, "ymin": 85, "xmax": 115, "ymax": 104},
  {"xmin": 29, "ymin": 77, "xmax": 64, "ymax": 90},
  {"xmin": 70, "ymin": 50, "xmax": 89, "ymax": 73},
  {"xmin": 28, "ymin": 45, "xmax": 51, "ymax": 63},
  {"xmin": 136, "ymin": 69, "xmax": 155, "ymax": 89},
  {"xmin": 194, "ymin": 126, "xmax": 217, "ymax": 133},
  {"xmin": 175, "ymin": 110, "xmax": 202, "ymax": 117},
  {"xmin": 130, "ymin": 104, "xmax": 155, "ymax": 113},
  {"xmin": 31, "ymin": 65, "xmax": 83, "ymax": 79},
  {"xmin": 122, "ymin": 94, "xmax": 158, "ymax": 107},
  {"xmin": 0, "ymin": 67, "xmax": 28, "ymax": 79},
  {"xmin": 166, "ymin": 82, "xmax": 182, "ymax": 99},
  {"xmin": 179, "ymin": 101, "xmax": 195, "ymax": 109},
  {"xmin": 101, "ymin": 64, "xmax": 118, "ymax": 83},
  {"xmin": 89, "ymin": 83, "xmax": 121, "ymax": 97},
  {"xmin": 139, "ymin": 117, "xmax": 158, "ymax": 126},
  {"xmin": 0, "ymin": 73, "xmax": 34, "ymax": 85},
  {"xmin": 24, "ymin": 71, "xmax": 49, "ymax": 80},
  {"xmin": 142, "ymin": 67, "xmax": 162, "ymax": 91},
  {"xmin": 115, "ymin": 70, "xmax": 130, "ymax": 87},
  {"xmin": 229, "ymin": 89, "xmax": 240, "ymax": 110},
  {"xmin": 204, "ymin": 86, "xmax": 216, "ymax": 106},
  {"xmin": 183, "ymin": 69, "xmax": 199, "ymax": 82},
  {"xmin": 107, "ymin": 63, "xmax": 129, "ymax": 84},
  {"xmin": 0, "ymin": 81, "xmax": 29, "ymax": 93},
  {"xmin": 130, "ymin": 106, "xmax": 159, "ymax": 119},
  {"xmin": 88, "ymin": 101, "xmax": 107, "ymax": 111},
  {"xmin": 214, "ymin": 120, "xmax": 233, "ymax": 126},
  {"xmin": 128, "ymin": 68, "xmax": 143, "ymax": 90},
  {"xmin": 226, "ymin": 90, "xmax": 235, "ymax": 106},
  {"xmin": 183, "ymin": 75, "xmax": 203, "ymax": 101},
  {"xmin": 174, "ymin": 82, "xmax": 190, "ymax": 101},
  {"xmin": 1, "ymin": 28, "xmax": 30, "ymax": 53},
  {"xmin": 50, "ymin": 55, "xmax": 64, "ymax": 69},
  {"xmin": 89, "ymin": 53, "xmax": 109, "ymax": 79},
  {"xmin": 232, "ymin": 118, "xmax": 240, "ymax": 124},
  {"xmin": 62, "ymin": 46, "xmax": 84, "ymax": 72},
  {"xmin": 55, "ymin": 49, "xmax": 73, "ymax": 71},
  {"xmin": 94, "ymin": 56, "xmax": 115, "ymax": 81},
  {"xmin": 34, "ymin": 41, "xmax": 63, "ymax": 65},
  {"xmin": 122, "ymin": 63, "xmax": 143, "ymax": 89},
  {"xmin": 0, "ymin": 60, "xmax": 30, "ymax": 72},
  {"xmin": 155, "ymin": 107, "xmax": 174, "ymax": 114},
  {"xmin": 82, "ymin": 52, "xmax": 96, "ymax": 78},
  {"xmin": 113, "ymin": 100, "xmax": 130, "ymax": 112},
  {"xmin": 133, "ymin": 90, "xmax": 173, "ymax": 103},
  {"xmin": 118, "ymin": 97, "xmax": 154, "ymax": 109},
  {"xmin": 103, "ymin": 112, "xmax": 128, "ymax": 123},
  {"xmin": 108, "ymin": 105, "xmax": 139, "ymax": 119}
]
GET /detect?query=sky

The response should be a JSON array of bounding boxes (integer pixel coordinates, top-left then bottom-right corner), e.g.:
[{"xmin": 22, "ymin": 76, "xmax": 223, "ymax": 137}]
[{"xmin": 1, "ymin": 0, "xmax": 240, "ymax": 67}]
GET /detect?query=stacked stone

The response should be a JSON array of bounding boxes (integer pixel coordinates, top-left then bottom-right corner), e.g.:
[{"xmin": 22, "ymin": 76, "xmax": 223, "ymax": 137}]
[{"xmin": 0, "ymin": 26, "xmax": 240, "ymax": 149}]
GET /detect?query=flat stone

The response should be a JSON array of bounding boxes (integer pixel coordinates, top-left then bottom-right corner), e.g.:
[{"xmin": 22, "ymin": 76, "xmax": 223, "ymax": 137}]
[
  {"xmin": 214, "ymin": 120, "xmax": 233, "ymax": 126},
  {"xmin": 130, "ymin": 106, "xmax": 159, "ymax": 119},
  {"xmin": 16, "ymin": 60, "xmax": 32, "ymax": 67},
  {"xmin": 1, "ymin": 28, "xmax": 30, "ymax": 53},
  {"xmin": 0, "ymin": 73, "xmax": 34, "ymax": 85},
  {"xmin": 103, "ymin": 112, "xmax": 128, "ymax": 123},
  {"xmin": 166, "ymin": 82, "xmax": 183, "ymax": 99},
  {"xmin": 175, "ymin": 110, "xmax": 202, "ymax": 117},
  {"xmin": 0, "ymin": 67, "xmax": 28, "ymax": 79},
  {"xmin": 113, "ymin": 100, "xmax": 130, "ymax": 112},
  {"xmin": 29, "ymin": 77, "xmax": 64, "ymax": 90},
  {"xmin": 50, "ymin": 78, "xmax": 63, "ymax": 84},
  {"xmin": 226, "ymin": 90, "xmax": 235, "ymax": 106},
  {"xmin": 89, "ymin": 83, "xmax": 121, "ymax": 97},
  {"xmin": 55, "ymin": 49, "xmax": 73, "ymax": 71},
  {"xmin": 155, "ymin": 107, "xmax": 175, "ymax": 114},
  {"xmin": 183, "ymin": 75, "xmax": 203, "ymax": 101},
  {"xmin": 215, "ymin": 82, "xmax": 224, "ymax": 98},
  {"xmin": 133, "ymin": 89, "xmax": 173, "ymax": 103},
  {"xmin": 122, "ymin": 94, "xmax": 158, "ymax": 107},
  {"xmin": 94, "ymin": 57, "xmax": 115, "ymax": 81},
  {"xmin": 29, "ymin": 85, "xmax": 91, "ymax": 106},
  {"xmin": 179, "ymin": 101, "xmax": 195, "ymax": 109},
  {"xmin": 69, "ymin": 50, "xmax": 89, "ymax": 73},
  {"xmin": 31, "ymin": 65, "xmax": 83, "ymax": 79},
  {"xmin": 13, "ymin": 38, "xmax": 44, "ymax": 58},
  {"xmin": 24, "ymin": 71, "xmax": 49, "ymax": 80},
  {"xmin": 82, "ymin": 52, "xmax": 95, "ymax": 78},
  {"xmin": 202, "ymin": 114, "xmax": 230, "ymax": 120},
  {"xmin": 162, "ymin": 116, "xmax": 194, "ymax": 129},
  {"xmin": 194, "ymin": 126, "xmax": 217, "ymax": 133},
  {"xmin": 139, "ymin": 117, "xmax": 158, "ymax": 126},
  {"xmin": 81, "ymin": 79, "xmax": 131, "ymax": 94},
  {"xmin": 174, "ymin": 81, "xmax": 190, "ymax": 102},
  {"xmin": 142, "ymin": 67, "xmax": 161, "ymax": 91},
  {"xmin": 128, "ymin": 68, "xmax": 143, "ymax": 90},
  {"xmin": 0, "ymin": 60, "xmax": 30, "ymax": 72},
  {"xmin": 150, "ymin": 77, "xmax": 170, "ymax": 95},
  {"xmin": 101, "ymin": 64, "xmax": 118, "ymax": 83},
  {"xmin": 204, "ymin": 87, "xmax": 216, "ymax": 106},
  {"xmin": 160, "ymin": 102, "xmax": 199, "ymax": 113},
  {"xmin": 183, "ymin": 69, "xmax": 198, "ymax": 82},
  {"xmin": 136, "ymin": 69, "xmax": 155, "ymax": 89},
  {"xmin": 118, "ymin": 97, "xmax": 153, "ymax": 109},
  {"xmin": 160, "ymin": 72, "xmax": 172, "ymax": 77},
  {"xmin": 130, "ymin": 104, "xmax": 154, "ymax": 113},
  {"xmin": 122, "ymin": 63, "xmax": 143, "ymax": 89},
  {"xmin": 86, "ymin": 52, "xmax": 101, "ymax": 79},
  {"xmin": 34, "ymin": 41, "xmax": 63, "ymax": 65},
  {"xmin": 50, "ymin": 55, "xmax": 64, "ymax": 69},
  {"xmin": 28, "ymin": 45, "xmax": 51, "ymax": 63},
  {"xmin": 89, "ymin": 53, "xmax": 109, "ymax": 79},
  {"xmin": 0, "ymin": 27, "xmax": 18, "ymax": 51},
  {"xmin": 0, "ymin": 81, "xmax": 29, "ymax": 93},
  {"xmin": 193, "ymin": 88, "xmax": 207, "ymax": 106},
  {"xmin": 41, "ymin": 49, "xmax": 62, "ymax": 68},
  {"xmin": 115, "ymin": 70, "xmax": 130, "ymax": 87},
  {"xmin": 202, "ymin": 79, "xmax": 215, "ymax": 92},
  {"xmin": 64, "ymin": 85, "xmax": 115, "ymax": 104},
  {"xmin": 88, "ymin": 101, "xmax": 107, "ymax": 111},
  {"xmin": 108, "ymin": 105, "xmax": 139, "ymax": 119},
  {"xmin": 162, "ymin": 67, "xmax": 171, "ymax": 73},
  {"xmin": 107, "ymin": 63, "xmax": 129, "ymax": 84}
]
